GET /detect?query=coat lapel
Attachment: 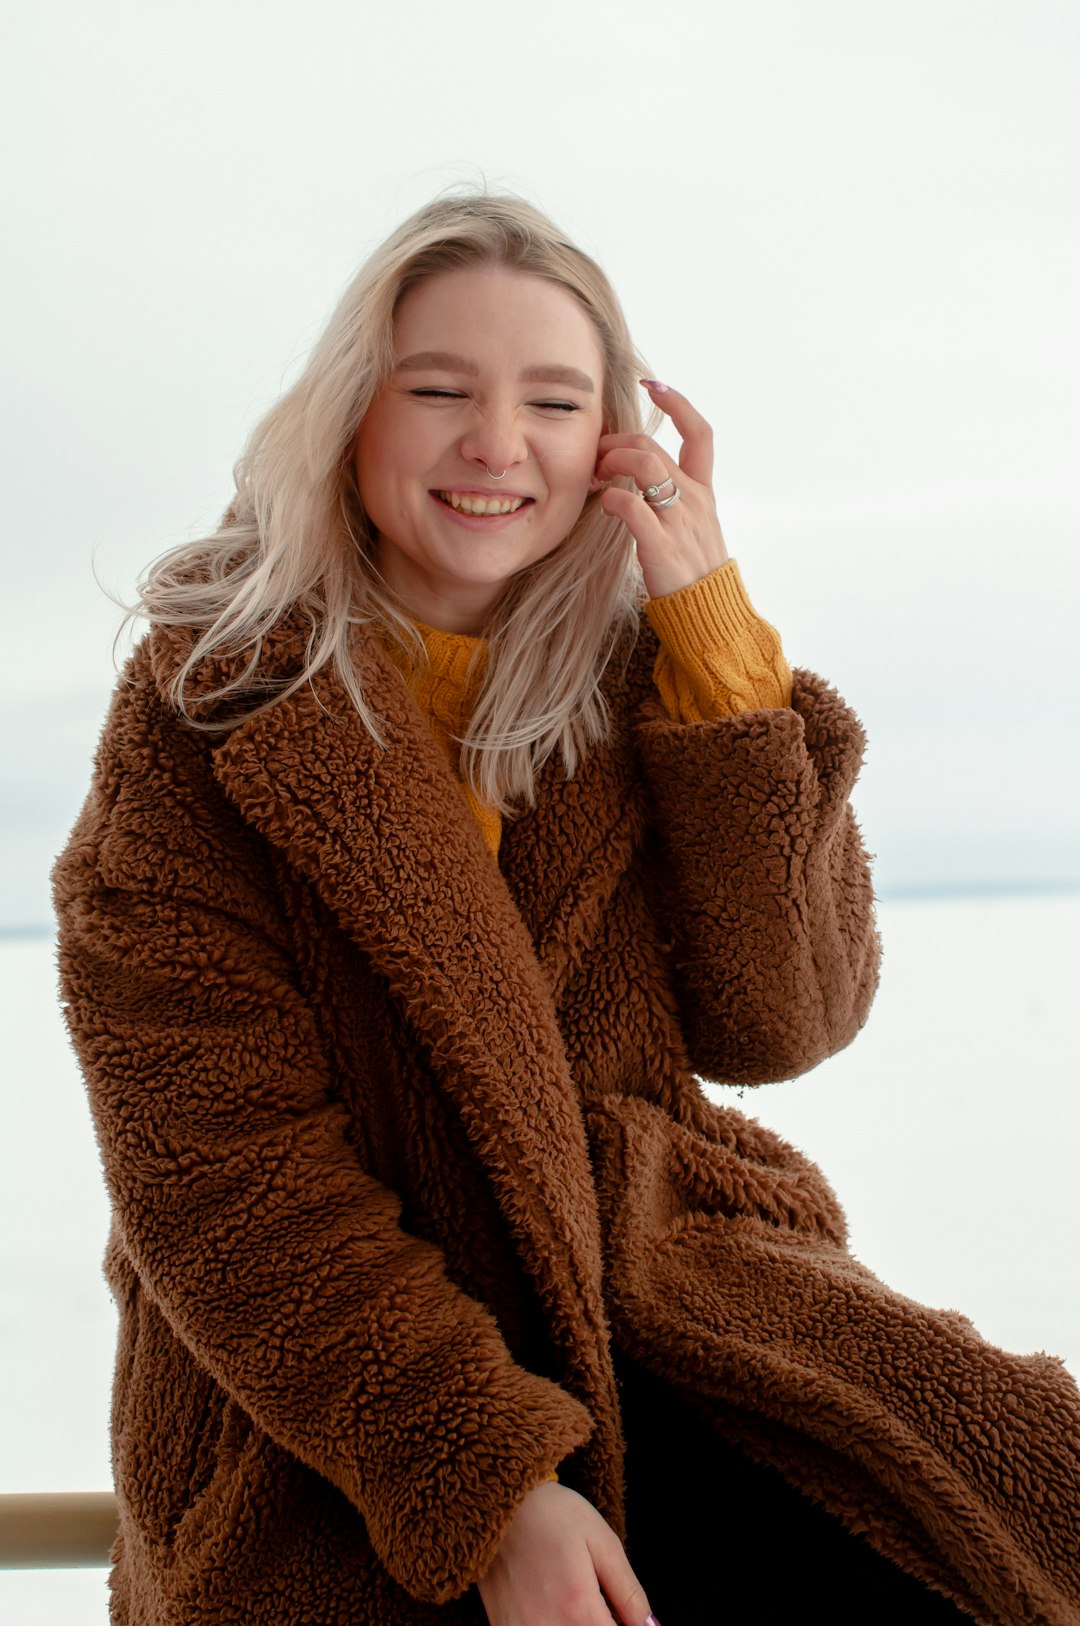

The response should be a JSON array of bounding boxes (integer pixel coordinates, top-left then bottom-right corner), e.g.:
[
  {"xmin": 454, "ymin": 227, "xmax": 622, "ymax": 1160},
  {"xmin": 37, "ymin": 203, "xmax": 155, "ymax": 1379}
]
[
  {"xmin": 494, "ymin": 620, "xmax": 656, "ymax": 998},
  {"xmin": 498, "ymin": 669, "xmax": 651, "ymax": 1001},
  {"xmin": 208, "ymin": 631, "xmax": 623, "ymax": 1446}
]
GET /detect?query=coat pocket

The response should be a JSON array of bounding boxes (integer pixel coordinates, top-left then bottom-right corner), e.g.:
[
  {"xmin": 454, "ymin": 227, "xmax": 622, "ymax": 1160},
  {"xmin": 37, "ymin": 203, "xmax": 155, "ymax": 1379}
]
[
  {"xmin": 113, "ymin": 1285, "xmax": 293, "ymax": 1594},
  {"xmin": 112, "ymin": 1284, "xmax": 229, "ymax": 1553}
]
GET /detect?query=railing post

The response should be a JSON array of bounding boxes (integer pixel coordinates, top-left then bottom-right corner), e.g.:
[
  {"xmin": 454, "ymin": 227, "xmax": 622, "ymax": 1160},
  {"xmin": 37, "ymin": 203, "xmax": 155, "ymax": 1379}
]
[{"xmin": 0, "ymin": 1493, "xmax": 117, "ymax": 1568}]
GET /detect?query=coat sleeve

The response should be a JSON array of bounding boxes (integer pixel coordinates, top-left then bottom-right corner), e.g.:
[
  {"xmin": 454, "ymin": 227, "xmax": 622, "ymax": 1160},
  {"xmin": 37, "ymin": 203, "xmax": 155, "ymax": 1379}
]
[
  {"xmin": 51, "ymin": 674, "xmax": 594, "ymax": 1608},
  {"xmin": 633, "ymin": 664, "xmax": 881, "ymax": 1086}
]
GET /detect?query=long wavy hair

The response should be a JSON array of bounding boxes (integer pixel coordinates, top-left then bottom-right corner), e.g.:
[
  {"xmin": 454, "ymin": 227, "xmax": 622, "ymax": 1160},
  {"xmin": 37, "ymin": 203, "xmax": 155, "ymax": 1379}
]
[{"xmin": 131, "ymin": 191, "xmax": 655, "ymax": 812}]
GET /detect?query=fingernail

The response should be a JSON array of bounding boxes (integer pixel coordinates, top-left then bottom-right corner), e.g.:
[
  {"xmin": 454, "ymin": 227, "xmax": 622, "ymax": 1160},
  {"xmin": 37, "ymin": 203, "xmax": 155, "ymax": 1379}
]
[
  {"xmin": 639, "ymin": 378, "xmax": 669, "ymax": 393},
  {"xmin": 644, "ymin": 1615, "xmax": 663, "ymax": 1625}
]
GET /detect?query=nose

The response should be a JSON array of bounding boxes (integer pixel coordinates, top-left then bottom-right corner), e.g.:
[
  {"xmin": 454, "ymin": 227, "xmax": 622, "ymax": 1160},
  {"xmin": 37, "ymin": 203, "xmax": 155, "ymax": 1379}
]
[{"xmin": 459, "ymin": 403, "xmax": 530, "ymax": 479}]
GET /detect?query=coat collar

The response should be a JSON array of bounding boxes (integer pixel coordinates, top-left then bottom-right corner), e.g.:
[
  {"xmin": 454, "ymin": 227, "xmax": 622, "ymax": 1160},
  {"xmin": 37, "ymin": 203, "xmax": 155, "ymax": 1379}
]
[{"xmin": 191, "ymin": 621, "xmax": 652, "ymax": 1461}]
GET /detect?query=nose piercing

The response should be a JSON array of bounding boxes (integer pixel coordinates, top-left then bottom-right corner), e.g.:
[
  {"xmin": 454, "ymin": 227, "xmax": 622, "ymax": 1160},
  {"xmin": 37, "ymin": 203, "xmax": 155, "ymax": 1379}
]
[{"xmin": 484, "ymin": 463, "xmax": 508, "ymax": 481}]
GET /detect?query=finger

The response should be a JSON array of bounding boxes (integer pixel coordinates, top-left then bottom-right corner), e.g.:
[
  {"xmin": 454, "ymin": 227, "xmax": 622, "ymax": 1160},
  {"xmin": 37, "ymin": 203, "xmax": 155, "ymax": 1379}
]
[
  {"xmin": 640, "ymin": 379, "xmax": 714, "ymax": 487},
  {"xmin": 595, "ymin": 446, "xmax": 677, "ymax": 494},
  {"xmin": 598, "ymin": 483, "xmax": 672, "ymax": 552},
  {"xmin": 595, "ymin": 431, "xmax": 672, "ymax": 457},
  {"xmin": 588, "ymin": 1531, "xmax": 654, "ymax": 1626}
]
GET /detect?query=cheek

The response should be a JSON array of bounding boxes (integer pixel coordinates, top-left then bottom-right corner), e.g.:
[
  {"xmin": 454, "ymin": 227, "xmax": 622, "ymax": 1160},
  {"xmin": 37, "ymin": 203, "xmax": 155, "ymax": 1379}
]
[
  {"xmin": 548, "ymin": 426, "xmax": 602, "ymax": 490},
  {"xmin": 354, "ymin": 407, "xmax": 418, "ymax": 518},
  {"xmin": 354, "ymin": 453, "xmax": 383, "ymax": 526},
  {"xmin": 352, "ymin": 419, "xmax": 383, "ymax": 500}
]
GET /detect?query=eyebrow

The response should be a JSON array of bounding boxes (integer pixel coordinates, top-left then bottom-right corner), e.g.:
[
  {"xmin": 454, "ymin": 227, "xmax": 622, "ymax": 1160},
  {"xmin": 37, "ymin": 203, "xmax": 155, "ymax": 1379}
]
[{"xmin": 395, "ymin": 350, "xmax": 596, "ymax": 393}]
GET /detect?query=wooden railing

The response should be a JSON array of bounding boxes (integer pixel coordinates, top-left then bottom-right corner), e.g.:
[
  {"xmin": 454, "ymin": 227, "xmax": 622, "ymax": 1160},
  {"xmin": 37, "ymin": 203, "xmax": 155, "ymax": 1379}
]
[{"xmin": 0, "ymin": 1493, "xmax": 117, "ymax": 1568}]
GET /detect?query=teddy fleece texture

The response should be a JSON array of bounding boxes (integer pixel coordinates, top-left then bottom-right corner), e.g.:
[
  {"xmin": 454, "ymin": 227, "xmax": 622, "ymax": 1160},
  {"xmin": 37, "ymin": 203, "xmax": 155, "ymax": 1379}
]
[{"xmin": 52, "ymin": 613, "xmax": 1080, "ymax": 1625}]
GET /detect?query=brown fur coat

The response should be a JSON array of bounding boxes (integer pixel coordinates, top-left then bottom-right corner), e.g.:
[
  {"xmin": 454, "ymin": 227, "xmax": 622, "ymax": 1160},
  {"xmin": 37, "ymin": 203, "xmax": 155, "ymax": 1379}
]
[{"xmin": 53, "ymin": 615, "xmax": 1080, "ymax": 1624}]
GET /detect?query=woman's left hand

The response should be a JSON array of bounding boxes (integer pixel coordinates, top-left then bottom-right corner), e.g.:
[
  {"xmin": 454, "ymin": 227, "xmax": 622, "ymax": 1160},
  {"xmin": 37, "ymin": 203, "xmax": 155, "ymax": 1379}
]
[{"xmin": 594, "ymin": 380, "xmax": 729, "ymax": 600}]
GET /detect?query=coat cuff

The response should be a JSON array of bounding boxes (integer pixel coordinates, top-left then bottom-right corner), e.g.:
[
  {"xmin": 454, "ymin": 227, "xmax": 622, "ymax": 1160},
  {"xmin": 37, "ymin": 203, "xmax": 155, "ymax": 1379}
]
[{"xmin": 367, "ymin": 1367, "xmax": 592, "ymax": 1604}]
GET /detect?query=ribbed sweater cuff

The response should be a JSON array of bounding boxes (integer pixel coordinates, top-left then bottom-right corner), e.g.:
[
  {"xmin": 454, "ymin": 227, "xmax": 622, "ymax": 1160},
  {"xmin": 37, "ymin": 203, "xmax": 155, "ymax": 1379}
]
[{"xmin": 645, "ymin": 558, "xmax": 793, "ymax": 721}]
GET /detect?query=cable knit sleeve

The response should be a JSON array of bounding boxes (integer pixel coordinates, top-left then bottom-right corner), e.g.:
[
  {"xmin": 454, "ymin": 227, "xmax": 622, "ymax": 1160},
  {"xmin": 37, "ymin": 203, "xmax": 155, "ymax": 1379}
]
[{"xmin": 645, "ymin": 557, "xmax": 792, "ymax": 721}]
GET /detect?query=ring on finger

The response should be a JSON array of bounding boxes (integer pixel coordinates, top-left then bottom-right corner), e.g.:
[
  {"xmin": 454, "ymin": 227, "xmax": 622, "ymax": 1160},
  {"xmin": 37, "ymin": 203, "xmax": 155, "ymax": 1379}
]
[
  {"xmin": 641, "ymin": 477, "xmax": 675, "ymax": 500},
  {"xmin": 645, "ymin": 485, "xmax": 681, "ymax": 510}
]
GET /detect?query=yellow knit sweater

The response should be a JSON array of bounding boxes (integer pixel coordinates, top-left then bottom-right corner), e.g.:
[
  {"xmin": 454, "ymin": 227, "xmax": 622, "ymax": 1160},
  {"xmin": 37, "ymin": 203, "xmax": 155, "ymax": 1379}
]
[{"xmin": 383, "ymin": 557, "xmax": 792, "ymax": 864}]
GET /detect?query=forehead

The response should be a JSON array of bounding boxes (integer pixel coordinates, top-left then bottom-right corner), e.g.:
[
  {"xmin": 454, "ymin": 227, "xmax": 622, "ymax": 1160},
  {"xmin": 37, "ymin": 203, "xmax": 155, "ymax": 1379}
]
[{"xmin": 393, "ymin": 265, "xmax": 603, "ymax": 368}]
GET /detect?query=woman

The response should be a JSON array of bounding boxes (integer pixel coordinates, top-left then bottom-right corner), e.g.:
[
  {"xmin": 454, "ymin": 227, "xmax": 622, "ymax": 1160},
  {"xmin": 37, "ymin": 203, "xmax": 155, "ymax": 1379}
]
[{"xmin": 53, "ymin": 194, "xmax": 1079, "ymax": 1626}]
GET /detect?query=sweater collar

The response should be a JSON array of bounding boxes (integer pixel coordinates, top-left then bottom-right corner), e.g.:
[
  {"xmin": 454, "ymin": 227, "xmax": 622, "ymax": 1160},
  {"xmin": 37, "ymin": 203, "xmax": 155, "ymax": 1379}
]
[{"xmin": 381, "ymin": 618, "xmax": 489, "ymax": 743}]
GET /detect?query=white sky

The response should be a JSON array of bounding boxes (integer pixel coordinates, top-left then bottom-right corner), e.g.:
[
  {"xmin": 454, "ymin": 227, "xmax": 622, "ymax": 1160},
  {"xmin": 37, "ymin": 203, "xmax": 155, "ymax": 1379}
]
[{"xmin": 2, "ymin": 0, "xmax": 1078, "ymax": 924}]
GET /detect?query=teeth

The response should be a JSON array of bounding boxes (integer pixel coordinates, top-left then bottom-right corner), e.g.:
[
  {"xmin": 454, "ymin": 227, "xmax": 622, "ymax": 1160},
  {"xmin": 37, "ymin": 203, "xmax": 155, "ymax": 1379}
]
[{"xmin": 439, "ymin": 492, "xmax": 526, "ymax": 516}]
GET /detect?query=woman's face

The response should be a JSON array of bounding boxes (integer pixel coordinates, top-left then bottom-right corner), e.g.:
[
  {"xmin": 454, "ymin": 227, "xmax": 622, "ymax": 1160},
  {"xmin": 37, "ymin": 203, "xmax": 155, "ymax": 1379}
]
[{"xmin": 354, "ymin": 265, "xmax": 606, "ymax": 634}]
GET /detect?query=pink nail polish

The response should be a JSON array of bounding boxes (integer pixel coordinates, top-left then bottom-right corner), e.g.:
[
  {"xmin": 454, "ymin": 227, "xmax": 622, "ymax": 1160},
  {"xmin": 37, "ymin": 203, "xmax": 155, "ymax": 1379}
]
[
  {"xmin": 639, "ymin": 378, "xmax": 669, "ymax": 393},
  {"xmin": 644, "ymin": 1615, "xmax": 663, "ymax": 1625}
]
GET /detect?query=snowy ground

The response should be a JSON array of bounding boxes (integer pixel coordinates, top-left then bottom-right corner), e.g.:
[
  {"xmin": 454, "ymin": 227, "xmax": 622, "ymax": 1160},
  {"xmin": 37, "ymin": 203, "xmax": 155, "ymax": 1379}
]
[
  {"xmin": 707, "ymin": 892, "xmax": 1079, "ymax": 1371},
  {"xmin": 2, "ymin": 893, "xmax": 1077, "ymax": 1622}
]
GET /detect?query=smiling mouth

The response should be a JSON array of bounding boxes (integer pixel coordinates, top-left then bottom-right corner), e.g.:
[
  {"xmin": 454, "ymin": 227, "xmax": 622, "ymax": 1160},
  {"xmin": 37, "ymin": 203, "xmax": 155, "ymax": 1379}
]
[{"xmin": 435, "ymin": 491, "xmax": 531, "ymax": 516}]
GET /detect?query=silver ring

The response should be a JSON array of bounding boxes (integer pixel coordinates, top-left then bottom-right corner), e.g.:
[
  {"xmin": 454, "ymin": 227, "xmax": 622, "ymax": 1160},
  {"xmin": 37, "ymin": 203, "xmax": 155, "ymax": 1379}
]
[
  {"xmin": 486, "ymin": 465, "xmax": 507, "ymax": 481},
  {"xmin": 641, "ymin": 477, "xmax": 675, "ymax": 500},
  {"xmin": 645, "ymin": 485, "xmax": 681, "ymax": 510}
]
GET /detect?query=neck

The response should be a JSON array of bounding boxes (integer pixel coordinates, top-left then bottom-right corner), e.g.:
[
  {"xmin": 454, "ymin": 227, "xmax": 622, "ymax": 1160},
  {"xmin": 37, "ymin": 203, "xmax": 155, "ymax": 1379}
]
[{"xmin": 377, "ymin": 549, "xmax": 498, "ymax": 636}]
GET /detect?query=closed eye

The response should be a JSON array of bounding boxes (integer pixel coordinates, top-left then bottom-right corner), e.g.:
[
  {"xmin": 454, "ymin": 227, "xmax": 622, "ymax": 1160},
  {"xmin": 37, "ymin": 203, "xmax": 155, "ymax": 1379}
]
[{"xmin": 409, "ymin": 389, "xmax": 580, "ymax": 413}]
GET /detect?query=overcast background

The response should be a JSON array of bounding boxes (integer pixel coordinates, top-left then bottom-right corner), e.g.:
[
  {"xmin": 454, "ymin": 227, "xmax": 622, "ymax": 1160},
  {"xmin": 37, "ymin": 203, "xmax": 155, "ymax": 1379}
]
[
  {"xmin": 2, "ymin": 0, "xmax": 1078, "ymax": 922},
  {"xmin": 1, "ymin": 2, "xmax": 1077, "ymax": 1616}
]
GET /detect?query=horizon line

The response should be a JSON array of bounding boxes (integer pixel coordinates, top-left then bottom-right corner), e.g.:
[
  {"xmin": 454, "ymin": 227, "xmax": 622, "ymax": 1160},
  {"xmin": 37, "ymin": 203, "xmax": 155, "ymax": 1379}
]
[{"xmin": 3, "ymin": 878, "xmax": 1078, "ymax": 941}]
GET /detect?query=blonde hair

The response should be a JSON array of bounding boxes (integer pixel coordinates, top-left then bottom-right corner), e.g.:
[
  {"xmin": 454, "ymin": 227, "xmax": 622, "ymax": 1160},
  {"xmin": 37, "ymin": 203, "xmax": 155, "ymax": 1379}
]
[{"xmin": 132, "ymin": 191, "xmax": 655, "ymax": 812}]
